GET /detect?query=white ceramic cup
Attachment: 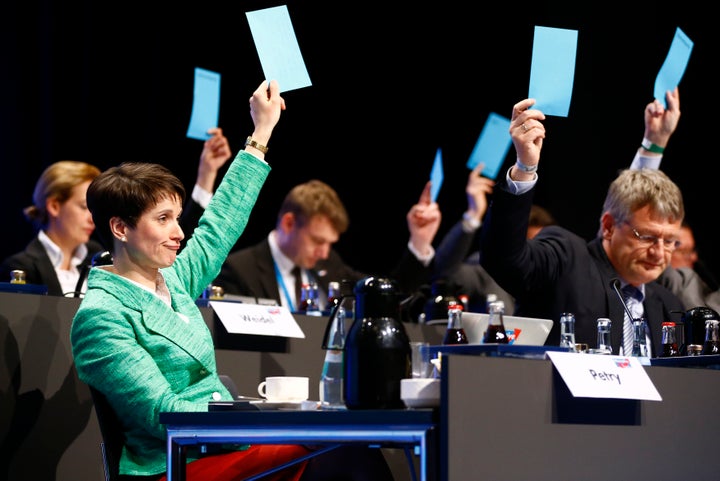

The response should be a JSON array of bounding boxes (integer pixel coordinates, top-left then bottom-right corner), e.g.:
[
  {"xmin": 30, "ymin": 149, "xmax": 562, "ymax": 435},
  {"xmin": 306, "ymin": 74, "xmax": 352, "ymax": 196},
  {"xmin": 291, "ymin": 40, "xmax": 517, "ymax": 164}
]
[{"xmin": 257, "ymin": 376, "xmax": 309, "ymax": 402}]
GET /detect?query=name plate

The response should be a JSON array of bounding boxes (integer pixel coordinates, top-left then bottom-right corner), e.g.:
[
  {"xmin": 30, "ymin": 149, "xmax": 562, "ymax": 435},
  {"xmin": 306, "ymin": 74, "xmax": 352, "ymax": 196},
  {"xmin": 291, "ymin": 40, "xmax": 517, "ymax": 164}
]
[
  {"xmin": 546, "ymin": 351, "xmax": 661, "ymax": 401},
  {"xmin": 210, "ymin": 301, "xmax": 305, "ymax": 338}
]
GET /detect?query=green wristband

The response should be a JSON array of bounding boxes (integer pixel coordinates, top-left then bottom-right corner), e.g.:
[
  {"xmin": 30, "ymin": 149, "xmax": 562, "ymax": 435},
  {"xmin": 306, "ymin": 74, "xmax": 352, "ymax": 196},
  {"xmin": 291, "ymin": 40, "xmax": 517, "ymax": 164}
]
[{"xmin": 641, "ymin": 138, "xmax": 665, "ymax": 154}]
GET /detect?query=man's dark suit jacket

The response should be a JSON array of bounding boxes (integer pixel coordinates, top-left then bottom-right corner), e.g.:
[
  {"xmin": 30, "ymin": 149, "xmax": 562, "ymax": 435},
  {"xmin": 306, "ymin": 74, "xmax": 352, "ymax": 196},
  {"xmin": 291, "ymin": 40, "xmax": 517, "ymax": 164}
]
[
  {"xmin": 480, "ymin": 186, "xmax": 684, "ymax": 356},
  {"xmin": 433, "ymin": 219, "xmax": 516, "ymax": 314},
  {"xmin": 0, "ymin": 237, "xmax": 104, "ymax": 296},
  {"xmin": 214, "ymin": 237, "xmax": 432, "ymax": 306}
]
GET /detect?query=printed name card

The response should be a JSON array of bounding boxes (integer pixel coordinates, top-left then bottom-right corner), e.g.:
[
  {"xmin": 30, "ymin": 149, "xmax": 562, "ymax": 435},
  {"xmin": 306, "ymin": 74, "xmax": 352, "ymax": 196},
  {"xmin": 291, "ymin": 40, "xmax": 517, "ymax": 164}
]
[
  {"xmin": 546, "ymin": 351, "xmax": 661, "ymax": 401},
  {"xmin": 210, "ymin": 301, "xmax": 305, "ymax": 338}
]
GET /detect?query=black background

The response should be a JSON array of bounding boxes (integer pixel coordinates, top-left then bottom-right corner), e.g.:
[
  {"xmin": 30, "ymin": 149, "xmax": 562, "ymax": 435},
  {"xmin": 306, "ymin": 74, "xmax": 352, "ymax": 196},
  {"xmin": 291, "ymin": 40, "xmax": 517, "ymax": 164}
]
[{"xmin": 1, "ymin": 2, "xmax": 714, "ymax": 281}]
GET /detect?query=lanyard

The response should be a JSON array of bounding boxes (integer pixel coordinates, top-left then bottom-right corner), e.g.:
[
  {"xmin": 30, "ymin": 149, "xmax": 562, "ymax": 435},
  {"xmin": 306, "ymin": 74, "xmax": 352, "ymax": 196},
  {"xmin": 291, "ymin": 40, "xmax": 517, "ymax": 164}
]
[{"xmin": 274, "ymin": 262, "xmax": 297, "ymax": 312}]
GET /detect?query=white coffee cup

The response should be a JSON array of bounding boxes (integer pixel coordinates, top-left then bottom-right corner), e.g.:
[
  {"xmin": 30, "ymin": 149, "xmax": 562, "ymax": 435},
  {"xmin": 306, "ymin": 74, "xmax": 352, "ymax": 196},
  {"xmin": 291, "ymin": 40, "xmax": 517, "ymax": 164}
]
[{"xmin": 257, "ymin": 376, "xmax": 309, "ymax": 402}]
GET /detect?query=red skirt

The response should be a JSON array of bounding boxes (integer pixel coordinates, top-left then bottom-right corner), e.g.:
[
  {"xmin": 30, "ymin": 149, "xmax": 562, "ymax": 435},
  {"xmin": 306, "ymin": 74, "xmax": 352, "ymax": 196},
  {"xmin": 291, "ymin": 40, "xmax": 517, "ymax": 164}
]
[{"xmin": 157, "ymin": 444, "xmax": 311, "ymax": 481}]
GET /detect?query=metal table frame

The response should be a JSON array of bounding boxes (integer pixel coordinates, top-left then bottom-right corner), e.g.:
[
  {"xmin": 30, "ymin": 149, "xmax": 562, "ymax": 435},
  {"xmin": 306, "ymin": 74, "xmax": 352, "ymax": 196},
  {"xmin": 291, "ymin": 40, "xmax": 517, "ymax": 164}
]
[{"xmin": 161, "ymin": 409, "xmax": 438, "ymax": 481}]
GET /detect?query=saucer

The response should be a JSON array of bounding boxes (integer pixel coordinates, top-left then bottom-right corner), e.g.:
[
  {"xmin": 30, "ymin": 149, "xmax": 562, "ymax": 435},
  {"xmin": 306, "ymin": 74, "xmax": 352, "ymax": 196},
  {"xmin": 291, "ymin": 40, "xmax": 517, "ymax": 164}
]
[
  {"xmin": 400, "ymin": 378, "xmax": 440, "ymax": 408},
  {"xmin": 250, "ymin": 400, "xmax": 319, "ymax": 411}
]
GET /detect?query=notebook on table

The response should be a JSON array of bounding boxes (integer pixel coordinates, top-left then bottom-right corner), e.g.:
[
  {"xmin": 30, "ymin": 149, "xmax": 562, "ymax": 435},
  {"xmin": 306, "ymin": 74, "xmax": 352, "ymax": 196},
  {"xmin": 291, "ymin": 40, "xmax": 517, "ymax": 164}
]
[{"xmin": 461, "ymin": 312, "xmax": 554, "ymax": 346}]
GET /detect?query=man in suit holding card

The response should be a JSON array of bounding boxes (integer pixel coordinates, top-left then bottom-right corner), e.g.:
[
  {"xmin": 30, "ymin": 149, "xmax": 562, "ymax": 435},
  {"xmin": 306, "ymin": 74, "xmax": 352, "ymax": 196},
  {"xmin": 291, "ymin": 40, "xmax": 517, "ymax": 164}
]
[
  {"xmin": 214, "ymin": 179, "xmax": 440, "ymax": 312},
  {"xmin": 479, "ymin": 98, "xmax": 684, "ymax": 356}
]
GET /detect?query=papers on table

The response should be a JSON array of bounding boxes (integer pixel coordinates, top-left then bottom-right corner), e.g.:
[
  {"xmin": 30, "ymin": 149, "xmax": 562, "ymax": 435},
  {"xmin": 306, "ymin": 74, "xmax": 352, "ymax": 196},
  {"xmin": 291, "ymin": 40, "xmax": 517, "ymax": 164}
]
[
  {"xmin": 246, "ymin": 5, "xmax": 312, "ymax": 93},
  {"xmin": 186, "ymin": 67, "xmax": 221, "ymax": 141}
]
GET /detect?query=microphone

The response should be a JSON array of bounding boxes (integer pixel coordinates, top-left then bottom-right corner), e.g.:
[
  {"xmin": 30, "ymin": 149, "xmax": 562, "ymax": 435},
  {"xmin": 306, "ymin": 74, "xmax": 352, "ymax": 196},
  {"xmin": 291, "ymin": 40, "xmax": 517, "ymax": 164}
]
[
  {"xmin": 610, "ymin": 277, "xmax": 636, "ymax": 322},
  {"xmin": 91, "ymin": 250, "xmax": 113, "ymax": 266},
  {"xmin": 72, "ymin": 251, "xmax": 113, "ymax": 298}
]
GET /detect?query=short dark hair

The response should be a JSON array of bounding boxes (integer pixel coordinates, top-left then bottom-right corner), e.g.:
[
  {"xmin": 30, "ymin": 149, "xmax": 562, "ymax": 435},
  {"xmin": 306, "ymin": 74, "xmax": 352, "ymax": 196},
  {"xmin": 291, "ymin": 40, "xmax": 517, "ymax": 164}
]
[
  {"xmin": 277, "ymin": 179, "xmax": 349, "ymax": 233},
  {"xmin": 87, "ymin": 162, "xmax": 186, "ymax": 249}
]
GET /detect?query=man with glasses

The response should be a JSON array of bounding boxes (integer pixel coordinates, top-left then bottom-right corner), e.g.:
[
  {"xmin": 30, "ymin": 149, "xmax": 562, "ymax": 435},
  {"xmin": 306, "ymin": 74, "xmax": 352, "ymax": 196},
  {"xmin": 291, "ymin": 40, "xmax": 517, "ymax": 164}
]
[
  {"xmin": 478, "ymin": 97, "xmax": 684, "ymax": 356},
  {"xmin": 628, "ymin": 88, "xmax": 720, "ymax": 313}
]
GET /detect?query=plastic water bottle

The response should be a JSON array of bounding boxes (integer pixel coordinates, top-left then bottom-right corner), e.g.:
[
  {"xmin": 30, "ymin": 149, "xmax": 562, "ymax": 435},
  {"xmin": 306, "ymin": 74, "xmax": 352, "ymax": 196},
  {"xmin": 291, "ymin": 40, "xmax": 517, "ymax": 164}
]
[
  {"xmin": 319, "ymin": 286, "xmax": 349, "ymax": 408},
  {"xmin": 320, "ymin": 349, "xmax": 344, "ymax": 408},
  {"xmin": 631, "ymin": 319, "xmax": 649, "ymax": 357},
  {"xmin": 559, "ymin": 312, "xmax": 577, "ymax": 351}
]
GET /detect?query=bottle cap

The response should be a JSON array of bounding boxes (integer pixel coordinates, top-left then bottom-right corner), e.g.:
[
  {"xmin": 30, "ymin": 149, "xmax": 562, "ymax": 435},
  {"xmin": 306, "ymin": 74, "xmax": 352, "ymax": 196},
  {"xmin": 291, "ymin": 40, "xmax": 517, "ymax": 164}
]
[
  {"xmin": 447, "ymin": 301, "xmax": 463, "ymax": 312},
  {"xmin": 10, "ymin": 270, "xmax": 26, "ymax": 284},
  {"xmin": 209, "ymin": 285, "xmax": 225, "ymax": 300}
]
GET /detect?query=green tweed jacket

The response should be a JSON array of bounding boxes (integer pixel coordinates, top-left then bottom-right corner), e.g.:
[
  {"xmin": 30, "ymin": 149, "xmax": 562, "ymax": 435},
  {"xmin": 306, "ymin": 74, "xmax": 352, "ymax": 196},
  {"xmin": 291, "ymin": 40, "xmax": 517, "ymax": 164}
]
[{"xmin": 71, "ymin": 151, "xmax": 270, "ymax": 476}]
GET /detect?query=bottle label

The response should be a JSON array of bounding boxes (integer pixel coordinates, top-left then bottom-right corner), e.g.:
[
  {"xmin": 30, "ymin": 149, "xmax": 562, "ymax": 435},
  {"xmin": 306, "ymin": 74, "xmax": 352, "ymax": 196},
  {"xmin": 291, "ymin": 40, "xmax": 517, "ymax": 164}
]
[{"xmin": 324, "ymin": 350, "xmax": 343, "ymax": 363}]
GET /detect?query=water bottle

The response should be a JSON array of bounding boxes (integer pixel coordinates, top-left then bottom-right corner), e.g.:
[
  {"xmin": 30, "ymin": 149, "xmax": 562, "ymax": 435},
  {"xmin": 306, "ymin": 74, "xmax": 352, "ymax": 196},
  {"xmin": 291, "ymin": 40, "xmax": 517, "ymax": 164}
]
[
  {"xmin": 559, "ymin": 312, "xmax": 577, "ymax": 351},
  {"xmin": 593, "ymin": 318, "xmax": 612, "ymax": 354},
  {"xmin": 319, "ymin": 350, "xmax": 344, "ymax": 408},
  {"xmin": 319, "ymin": 281, "xmax": 352, "ymax": 408},
  {"xmin": 631, "ymin": 319, "xmax": 649, "ymax": 358}
]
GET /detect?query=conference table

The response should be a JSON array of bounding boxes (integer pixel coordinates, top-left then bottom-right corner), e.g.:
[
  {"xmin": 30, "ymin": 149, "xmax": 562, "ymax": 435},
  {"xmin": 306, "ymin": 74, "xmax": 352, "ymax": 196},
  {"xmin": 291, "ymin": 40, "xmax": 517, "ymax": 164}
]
[
  {"xmin": 161, "ymin": 345, "xmax": 720, "ymax": 481},
  {"xmin": 161, "ymin": 408, "xmax": 439, "ymax": 481}
]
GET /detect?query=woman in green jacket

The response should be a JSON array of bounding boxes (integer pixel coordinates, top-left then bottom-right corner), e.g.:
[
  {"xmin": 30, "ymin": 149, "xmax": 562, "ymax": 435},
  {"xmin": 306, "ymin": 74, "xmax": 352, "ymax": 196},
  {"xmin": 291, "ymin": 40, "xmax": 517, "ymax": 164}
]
[{"xmin": 71, "ymin": 80, "xmax": 393, "ymax": 481}]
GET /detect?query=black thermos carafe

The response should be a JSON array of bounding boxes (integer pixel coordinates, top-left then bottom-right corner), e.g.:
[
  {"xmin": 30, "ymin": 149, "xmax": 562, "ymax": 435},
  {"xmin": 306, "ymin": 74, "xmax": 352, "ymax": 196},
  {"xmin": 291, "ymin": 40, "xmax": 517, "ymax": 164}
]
[
  {"xmin": 680, "ymin": 306, "xmax": 720, "ymax": 355},
  {"xmin": 343, "ymin": 276, "xmax": 410, "ymax": 409}
]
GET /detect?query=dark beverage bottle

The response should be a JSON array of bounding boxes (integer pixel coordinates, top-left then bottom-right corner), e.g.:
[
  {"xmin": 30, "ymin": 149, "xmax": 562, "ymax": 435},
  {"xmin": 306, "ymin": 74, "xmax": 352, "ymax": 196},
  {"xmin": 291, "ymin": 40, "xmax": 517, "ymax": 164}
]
[
  {"xmin": 299, "ymin": 283, "xmax": 310, "ymax": 311},
  {"xmin": 701, "ymin": 319, "xmax": 720, "ymax": 355},
  {"xmin": 482, "ymin": 300, "xmax": 509, "ymax": 344},
  {"xmin": 443, "ymin": 303, "xmax": 468, "ymax": 345},
  {"xmin": 660, "ymin": 321, "xmax": 680, "ymax": 357},
  {"xmin": 299, "ymin": 283, "xmax": 321, "ymax": 316}
]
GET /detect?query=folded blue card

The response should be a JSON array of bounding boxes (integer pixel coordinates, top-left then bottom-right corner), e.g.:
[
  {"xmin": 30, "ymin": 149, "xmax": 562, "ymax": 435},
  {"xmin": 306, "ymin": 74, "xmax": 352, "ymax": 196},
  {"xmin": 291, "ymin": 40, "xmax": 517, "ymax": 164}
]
[
  {"xmin": 430, "ymin": 148, "xmax": 443, "ymax": 203},
  {"xmin": 466, "ymin": 113, "xmax": 512, "ymax": 180},
  {"xmin": 654, "ymin": 27, "xmax": 693, "ymax": 109},
  {"xmin": 186, "ymin": 67, "xmax": 220, "ymax": 141},
  {"xmin": 246, "ymin": 5, "xmax": 312, "ymax": 93},
  {"xmin": 528, "ymin": 26, "xmax": 578, "ymax": 117}
]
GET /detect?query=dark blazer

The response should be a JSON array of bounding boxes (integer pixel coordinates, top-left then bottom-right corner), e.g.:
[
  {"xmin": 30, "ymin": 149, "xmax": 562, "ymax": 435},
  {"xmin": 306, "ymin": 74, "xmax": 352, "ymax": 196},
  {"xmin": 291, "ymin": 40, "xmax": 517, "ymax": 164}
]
[
  {"xmin": 1, "ymin": 198, "xmax": 205, "ymax": 297},
  {"xmin": 0, "ymin": 237, "xmax": 104, "ymax": 296},
  {"xmin": 480, "ymin": 186, "xmax": 684, "ymax": 356},
  {"xmin": 214, "ymin": 237, "xmax": 432, "ymax": 305}
]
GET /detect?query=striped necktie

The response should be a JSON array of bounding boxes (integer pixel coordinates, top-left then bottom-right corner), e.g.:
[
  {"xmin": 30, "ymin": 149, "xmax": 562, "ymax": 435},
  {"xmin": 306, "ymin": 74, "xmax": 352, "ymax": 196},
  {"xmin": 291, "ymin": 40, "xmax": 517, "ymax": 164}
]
[{"xmin": 622, "ymin": 284, "xmax": 643, "ymax": 355}]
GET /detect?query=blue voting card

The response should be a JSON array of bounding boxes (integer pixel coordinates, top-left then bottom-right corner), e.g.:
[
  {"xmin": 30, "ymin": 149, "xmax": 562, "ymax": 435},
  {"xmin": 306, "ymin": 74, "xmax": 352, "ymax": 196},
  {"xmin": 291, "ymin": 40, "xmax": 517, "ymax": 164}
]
[
  {"xmin": 186, "ymin": 67, "xmax": 221, "ymax": 141},
  {"xmin": 528, "ymin": 26, "xmax": 578, "ymax": 117},
  {"xmin": 654, "ymin": 27, "xmax": 693, "ymax": 109},
  {"xmin": 246, "ymin": 5, "xmax": 312, "ymax": 93},
  {"xmin": 465, "ymin": 112, "xmax": 512, "ymax": 180},
  {"xmin": 430, "ymin": 148, "xmax": 443, "ymax": 203}
]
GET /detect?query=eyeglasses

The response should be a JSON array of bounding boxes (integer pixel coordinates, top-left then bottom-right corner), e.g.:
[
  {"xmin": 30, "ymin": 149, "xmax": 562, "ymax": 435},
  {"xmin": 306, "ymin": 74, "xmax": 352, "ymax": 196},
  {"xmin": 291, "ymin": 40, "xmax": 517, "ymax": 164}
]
[{"xmin": 624, "ymin": 221, "xmax": 681, "ymax": 252}]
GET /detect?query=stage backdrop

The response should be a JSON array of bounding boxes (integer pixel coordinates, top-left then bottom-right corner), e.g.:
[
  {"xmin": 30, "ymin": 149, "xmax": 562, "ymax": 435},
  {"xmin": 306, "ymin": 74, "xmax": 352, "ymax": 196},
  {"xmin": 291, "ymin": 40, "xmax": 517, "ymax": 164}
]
[{"xmin": 0, "ymin": 1, "xmax": 713, "ymax": 286}]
